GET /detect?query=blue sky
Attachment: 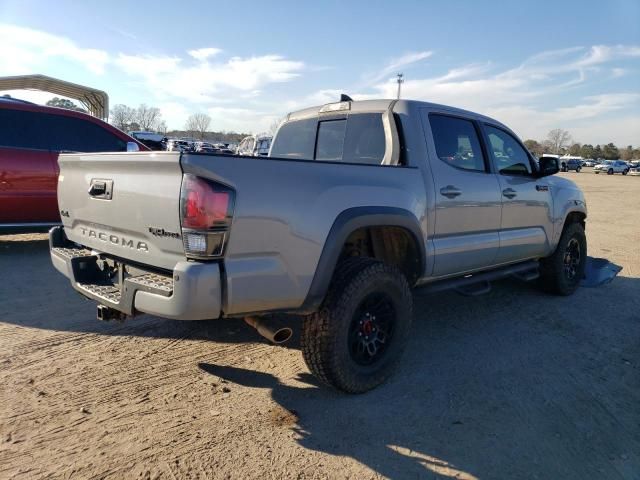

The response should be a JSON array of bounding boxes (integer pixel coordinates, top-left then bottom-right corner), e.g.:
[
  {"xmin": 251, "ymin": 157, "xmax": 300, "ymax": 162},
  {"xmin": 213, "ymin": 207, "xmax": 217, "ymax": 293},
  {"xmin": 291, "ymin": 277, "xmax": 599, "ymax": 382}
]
[{"xmin": 1, "ymin": 0, "xmax": 639, "ymax": 144}]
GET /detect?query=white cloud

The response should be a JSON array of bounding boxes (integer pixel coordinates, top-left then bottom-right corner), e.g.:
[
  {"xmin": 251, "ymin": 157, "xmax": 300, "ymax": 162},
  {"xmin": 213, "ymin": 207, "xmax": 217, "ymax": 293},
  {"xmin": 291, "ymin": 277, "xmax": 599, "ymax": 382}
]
[
  {"xmin": 115, "ymin": 53, "xmax": 304, "ymax": 102},
  {"xmin": 0, "ymin": 23, "xmax": 109, "ymax": 75},
  {"xmin": 353, "ymin": 45, "xmax": 640, "ymax": 144},
  {"xmin": 188, "ymin": 47, "xmax": 222, "ymax": 61}
]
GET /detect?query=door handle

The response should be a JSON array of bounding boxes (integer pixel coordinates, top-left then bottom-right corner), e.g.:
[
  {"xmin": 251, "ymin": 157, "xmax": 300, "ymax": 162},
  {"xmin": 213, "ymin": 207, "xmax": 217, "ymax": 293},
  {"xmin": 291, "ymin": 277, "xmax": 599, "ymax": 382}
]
[
  {"xmin": 440, "ymin": 185, "xmax": 462, "ymax": 198},
  {"xmin": 502, "ymin": 188, "xmax": 517, "ymax": 199},
  {"xmin": 88, "ymin": 182, "xmax": 106, "ymax": 196}
]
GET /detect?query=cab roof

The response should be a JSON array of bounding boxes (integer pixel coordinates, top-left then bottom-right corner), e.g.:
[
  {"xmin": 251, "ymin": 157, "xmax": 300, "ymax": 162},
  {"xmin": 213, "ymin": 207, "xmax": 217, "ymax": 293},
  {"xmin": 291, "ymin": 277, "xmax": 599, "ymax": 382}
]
[{"xmin": 287, "ymin": 98, "xmax": 508, "ymax": 130}]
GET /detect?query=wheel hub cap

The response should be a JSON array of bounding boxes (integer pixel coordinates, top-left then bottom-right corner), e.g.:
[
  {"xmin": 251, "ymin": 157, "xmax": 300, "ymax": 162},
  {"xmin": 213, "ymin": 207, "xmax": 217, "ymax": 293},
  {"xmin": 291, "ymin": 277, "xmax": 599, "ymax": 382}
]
[
  {"xmin": 563, "ymin": 238, "xmax": 581, "ymax": 280},
  {"xmin": 348, "ymin": 293, "xmax": 395, "ymax": 366}
]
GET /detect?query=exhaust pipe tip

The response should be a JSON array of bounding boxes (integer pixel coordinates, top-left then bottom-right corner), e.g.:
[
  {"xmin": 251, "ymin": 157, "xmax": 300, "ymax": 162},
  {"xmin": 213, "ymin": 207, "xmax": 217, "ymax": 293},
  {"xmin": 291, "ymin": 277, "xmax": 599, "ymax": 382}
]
[
  {"xmin": 270, "ymin": 326, "xmax": 293, "ymax": 344},
  {"xmin": 244, "ymin": 316, "xmax": 293, "ymax": 344}
]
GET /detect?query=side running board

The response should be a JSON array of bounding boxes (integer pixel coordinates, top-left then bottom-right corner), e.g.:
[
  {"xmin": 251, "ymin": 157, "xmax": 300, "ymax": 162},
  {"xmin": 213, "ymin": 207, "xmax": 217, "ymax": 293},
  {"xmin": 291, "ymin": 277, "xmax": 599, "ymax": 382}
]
[{"xmin": 415, "ymin": 260, "xmax": 539, "ymax": 297}]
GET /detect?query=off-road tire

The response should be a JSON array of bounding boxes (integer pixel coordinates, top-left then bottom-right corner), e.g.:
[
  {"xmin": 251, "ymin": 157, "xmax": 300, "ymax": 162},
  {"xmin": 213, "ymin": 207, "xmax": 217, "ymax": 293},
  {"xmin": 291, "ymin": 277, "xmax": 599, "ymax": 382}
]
[
  {"xmin": 539, "ymin": 222, "xmax": 587, "ymax": 296},
  {"xmin": 301, "ymin": 257, "xmax": 413, "ymax": 393}
]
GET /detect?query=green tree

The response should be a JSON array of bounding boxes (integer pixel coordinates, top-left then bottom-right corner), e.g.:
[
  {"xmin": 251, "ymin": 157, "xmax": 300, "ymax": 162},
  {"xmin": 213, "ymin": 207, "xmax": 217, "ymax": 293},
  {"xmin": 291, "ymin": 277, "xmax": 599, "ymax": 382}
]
[
  {"xmin": 46, "ymin": 97, "xmax": 86, "ymax": 113},
  {"xmin": 580, "ymin": 144, "xmax": 595, "ymax": 159},
  {"xmin": 602, "ymin": 143, "xmax": 619, "ymax": 160},
  {"xmin": 593, "ymin": 145, "xmax": 603, "ymax": 160}
]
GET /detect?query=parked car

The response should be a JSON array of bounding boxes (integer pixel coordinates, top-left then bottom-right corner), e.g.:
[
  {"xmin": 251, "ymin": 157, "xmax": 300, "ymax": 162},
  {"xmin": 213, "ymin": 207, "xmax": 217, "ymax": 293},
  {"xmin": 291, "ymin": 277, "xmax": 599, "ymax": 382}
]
[
  {"xmin": 628, "ymin": 165, "xmax": 640, "ymax": 176},
  {"xmin": 560, "ymin": 158, "xmax": 582, "ymax": 172},
  {"xmin": 582, "ymin": 159, "xmax": 596, "ymax": 167},
  {"xmin": 128, "ymin": 131, "xmax": 165, "ymax": 151},
  {"xmin": 194, "ymin": 142, "xmax": 217, "ymax": 153},
  {"xmin": 593, "ymin": 160, "xmax": 630, "ymax": 175},
  {"xmin": 0, "ymin": 97, "xmax": 146, "ymax": 230},
  {"xmin": 166, "ymin": 139, "xmax": 192, "ymax": 152},
  {"xmin": 237, "ymin": 135, "xmax": 272, "ymax": 156},
  {"xmin": 50, "ymin": 98, "xmax": 588, "ymax": 393}
]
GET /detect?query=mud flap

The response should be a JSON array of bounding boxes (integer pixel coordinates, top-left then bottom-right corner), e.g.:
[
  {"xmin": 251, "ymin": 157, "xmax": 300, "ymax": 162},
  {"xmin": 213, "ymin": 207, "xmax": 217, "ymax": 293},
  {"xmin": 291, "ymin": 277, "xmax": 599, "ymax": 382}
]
[{"xmin": 581, "ymin": 257, "xmax": 623, "ymax": 288}]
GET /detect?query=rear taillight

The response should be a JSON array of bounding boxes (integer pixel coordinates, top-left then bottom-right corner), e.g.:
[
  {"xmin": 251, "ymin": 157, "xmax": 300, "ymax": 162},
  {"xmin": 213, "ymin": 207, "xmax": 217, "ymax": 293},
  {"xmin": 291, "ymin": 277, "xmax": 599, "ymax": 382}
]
[{"xmin": 180, "ymin": 174, "xmax": 235, "ymax": 259}]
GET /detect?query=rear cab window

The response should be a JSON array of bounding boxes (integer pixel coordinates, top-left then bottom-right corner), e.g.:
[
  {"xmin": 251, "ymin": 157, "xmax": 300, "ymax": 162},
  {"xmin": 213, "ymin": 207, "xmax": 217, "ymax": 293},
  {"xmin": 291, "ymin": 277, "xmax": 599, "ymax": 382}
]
[{"xmin": 270, "ymin": 113, "xmax": 386, "ymax": 165}]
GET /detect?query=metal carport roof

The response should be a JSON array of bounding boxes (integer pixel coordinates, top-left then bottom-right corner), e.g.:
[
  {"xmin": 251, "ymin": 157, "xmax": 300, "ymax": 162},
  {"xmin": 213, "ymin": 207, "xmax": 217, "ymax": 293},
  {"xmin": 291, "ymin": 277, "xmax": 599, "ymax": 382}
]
[{"xmin": 0, "ymin": 74, "xmax": 109, "ymax": 120}]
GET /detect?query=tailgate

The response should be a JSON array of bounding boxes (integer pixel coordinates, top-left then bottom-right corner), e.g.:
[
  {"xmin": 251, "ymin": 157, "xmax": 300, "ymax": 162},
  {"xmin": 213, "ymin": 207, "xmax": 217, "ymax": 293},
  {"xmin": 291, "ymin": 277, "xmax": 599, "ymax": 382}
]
[{"xmin": 57, "ymin": 152, "xmax": 185, "ymax": 270}]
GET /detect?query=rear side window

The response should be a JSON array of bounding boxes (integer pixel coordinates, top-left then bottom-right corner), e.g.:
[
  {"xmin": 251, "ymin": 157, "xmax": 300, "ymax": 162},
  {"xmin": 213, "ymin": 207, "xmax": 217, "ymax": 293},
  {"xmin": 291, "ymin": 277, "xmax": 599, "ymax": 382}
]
[
  {"xmin": 0, "ymin": 108, "xmax": 49, "ymax": 150},
  {"xmin": 343, "ymin": 114, "xmax": 385, "ymax": 164},
  {"xmin": 429, "ymin": 114, "xmax": 486, "ymax": 172},
  {"xmin": 270, "ymin": 118, "xmax": 316, "ymax": 159},
  {"xmin": 485, "ymin": 125, "xmax": 532, "ymax": 175}
]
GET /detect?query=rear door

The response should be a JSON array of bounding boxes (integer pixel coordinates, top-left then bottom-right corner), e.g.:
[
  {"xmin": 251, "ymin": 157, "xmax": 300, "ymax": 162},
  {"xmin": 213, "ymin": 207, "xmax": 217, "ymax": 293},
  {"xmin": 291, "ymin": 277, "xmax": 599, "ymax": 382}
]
[
  {"xmin": 481, "ymin": 124, "xmax": 552, "ymax": 263},
  {"xmin": 421, "ymin": 111, "xmax": 502, "ymax": 276},
  {"xmin": 0, "ymin": 107, "xmax": 59, "ymax": 224}
]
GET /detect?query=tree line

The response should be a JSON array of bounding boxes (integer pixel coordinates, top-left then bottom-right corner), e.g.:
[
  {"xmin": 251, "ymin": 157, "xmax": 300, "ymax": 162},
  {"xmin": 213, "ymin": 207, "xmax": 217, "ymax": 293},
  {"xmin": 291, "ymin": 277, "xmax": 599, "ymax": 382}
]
[
  {"xmin": 109, "ymin": 104, "xmax": 248, "ymax": 143},
  {"xmin": 524, "ymin": 129, "xmax": 639, "ymax": 161}
]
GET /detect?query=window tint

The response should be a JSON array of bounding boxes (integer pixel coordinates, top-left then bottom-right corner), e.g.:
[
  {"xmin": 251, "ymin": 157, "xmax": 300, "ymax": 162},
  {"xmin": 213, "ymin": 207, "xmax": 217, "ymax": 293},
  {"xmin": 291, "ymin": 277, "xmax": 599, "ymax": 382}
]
[
  {"xmin": 485, "ymin": 126, "xmax": 532, "ymax": 175},
  {"xmin": 47, "ymin": 115, "xmax": 127, "ymax": 152},
  {"xmin": 429, "ymin": 114, "xmax": 486, "ymax": 171},
  {"xmin": 0, "ymin": 107, "xmax": 127, "ymax": 153},
  {"xmin": 343, "ymin": 114, "xmax": 385, "ymax": 164},
  {"xmin": 269, "ymin": 118, "xmax": 316, "ymax": 159},
  {"xmin": 0, "ymin": 108, "xmax": 50, "ymax": 150},
  {"xmin": 315, "ymin": 120, "xmax": 346, "ymax": 161}
]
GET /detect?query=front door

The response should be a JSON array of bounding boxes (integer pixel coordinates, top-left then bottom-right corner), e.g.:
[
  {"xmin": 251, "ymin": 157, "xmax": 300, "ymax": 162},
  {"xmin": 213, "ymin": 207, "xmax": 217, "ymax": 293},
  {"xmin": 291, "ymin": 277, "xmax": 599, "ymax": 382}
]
[
  {"xmin": 421, "ymin": 111, "xmax": 502, "ymax": 277},
  {"xmin": 481, "ymin": 124, "xmax": 553, "ymax": 264}
]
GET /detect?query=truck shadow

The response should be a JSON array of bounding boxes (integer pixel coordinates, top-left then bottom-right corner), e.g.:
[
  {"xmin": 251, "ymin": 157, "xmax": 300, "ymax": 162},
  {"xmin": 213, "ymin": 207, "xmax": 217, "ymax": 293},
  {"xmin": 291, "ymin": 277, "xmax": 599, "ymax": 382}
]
[{"xmin": 199, "ymin": 275, "xmax": 640, "ymax": 479}]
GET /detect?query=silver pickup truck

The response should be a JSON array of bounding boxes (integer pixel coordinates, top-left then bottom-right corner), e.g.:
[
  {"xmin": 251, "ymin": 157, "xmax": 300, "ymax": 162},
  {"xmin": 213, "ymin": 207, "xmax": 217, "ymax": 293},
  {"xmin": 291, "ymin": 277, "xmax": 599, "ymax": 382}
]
[{"xmin": 50, "ymin": 98, "xmax": 587, "ymax": 393}]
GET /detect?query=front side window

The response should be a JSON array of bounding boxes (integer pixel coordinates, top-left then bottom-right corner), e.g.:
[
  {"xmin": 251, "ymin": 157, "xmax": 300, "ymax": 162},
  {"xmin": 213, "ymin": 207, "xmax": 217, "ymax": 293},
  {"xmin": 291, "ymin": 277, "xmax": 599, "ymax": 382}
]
[
  {"xmin": 429, "ymin": 114, "xmax": 486, "ymax": 172},
  {"xmin": 485, "ymin": 125, "xmax": 532, "ymax": 175},
  {"xmin": 44, "ymin": 114, "xmax": 127, "ymax": 152}
]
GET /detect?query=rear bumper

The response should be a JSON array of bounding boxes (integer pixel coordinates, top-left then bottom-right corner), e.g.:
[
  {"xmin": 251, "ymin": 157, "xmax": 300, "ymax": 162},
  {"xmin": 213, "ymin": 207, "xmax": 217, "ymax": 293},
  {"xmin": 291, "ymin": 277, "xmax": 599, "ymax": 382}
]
[{"xmin": 49, "ymin": 226, "xmax": 222, "ymax": 320}]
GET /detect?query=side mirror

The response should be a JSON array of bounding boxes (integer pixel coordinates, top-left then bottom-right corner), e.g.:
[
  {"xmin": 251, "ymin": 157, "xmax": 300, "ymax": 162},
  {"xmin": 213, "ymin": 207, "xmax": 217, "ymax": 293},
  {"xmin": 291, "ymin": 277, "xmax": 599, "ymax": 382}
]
[
  {"xmin": 126, "ymin": 142, "xmax": 140, "ymax": 152},
  {"xmin": 538, "ymin": 156, "xmax": 559, "ymax": 177}
]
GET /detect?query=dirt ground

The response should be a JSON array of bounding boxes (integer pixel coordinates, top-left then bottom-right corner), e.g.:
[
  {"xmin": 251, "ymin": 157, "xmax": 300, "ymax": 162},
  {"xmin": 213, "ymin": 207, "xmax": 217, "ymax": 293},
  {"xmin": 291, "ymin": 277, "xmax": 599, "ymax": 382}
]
[{"xmin": 1, "ymin": 170, "xmax": 639, "ymax": 480}]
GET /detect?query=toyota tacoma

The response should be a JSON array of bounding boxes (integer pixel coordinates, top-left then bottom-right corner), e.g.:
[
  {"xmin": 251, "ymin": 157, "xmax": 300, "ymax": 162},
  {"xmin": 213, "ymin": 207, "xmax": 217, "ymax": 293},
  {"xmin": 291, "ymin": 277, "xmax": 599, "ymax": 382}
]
[{"xmin": 50, "ymin": 98, "xmax": 588, "ymax": 393}]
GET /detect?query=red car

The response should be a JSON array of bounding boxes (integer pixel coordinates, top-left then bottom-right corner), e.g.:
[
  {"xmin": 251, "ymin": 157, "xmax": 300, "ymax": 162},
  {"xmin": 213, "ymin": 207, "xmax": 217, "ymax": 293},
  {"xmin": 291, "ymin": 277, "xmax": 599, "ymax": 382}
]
[{"xmin": 0, "ymin": 97, "xmax": 147, "ymax": 230}]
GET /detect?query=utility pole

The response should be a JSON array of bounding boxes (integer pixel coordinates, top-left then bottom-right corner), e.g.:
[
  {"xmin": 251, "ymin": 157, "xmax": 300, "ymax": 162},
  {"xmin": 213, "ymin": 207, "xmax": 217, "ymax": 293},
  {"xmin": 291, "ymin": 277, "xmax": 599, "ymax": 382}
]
[{"xmin": 396, "ymin": 73, "xmax": 404, "ymax": 99}]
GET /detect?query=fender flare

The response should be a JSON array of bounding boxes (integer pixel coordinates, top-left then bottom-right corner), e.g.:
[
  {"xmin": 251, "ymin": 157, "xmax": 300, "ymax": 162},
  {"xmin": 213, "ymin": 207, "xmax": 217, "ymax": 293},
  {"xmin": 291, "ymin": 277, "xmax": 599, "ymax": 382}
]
[{"xmin": 299, "ymin": 206, "xmax": 425, "ymax": 313}]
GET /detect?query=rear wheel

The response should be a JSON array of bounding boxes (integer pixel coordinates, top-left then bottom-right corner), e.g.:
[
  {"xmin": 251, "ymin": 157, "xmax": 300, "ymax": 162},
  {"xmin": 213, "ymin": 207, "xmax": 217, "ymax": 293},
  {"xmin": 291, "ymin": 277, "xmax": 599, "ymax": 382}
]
[
  {"xmin": 576, "ymin": 167, "xmax": 581, "ymax": 173},
  {"xmin": 608, "ymin": 168, "xmax": 614, "ymax": 175},
  {"xmin": 301, "ymin": 258, "xmax": 413, "ymax": 393},
  {"xmin": 539, "ymin": 222, "xmax": 587, "ymax": 296}
]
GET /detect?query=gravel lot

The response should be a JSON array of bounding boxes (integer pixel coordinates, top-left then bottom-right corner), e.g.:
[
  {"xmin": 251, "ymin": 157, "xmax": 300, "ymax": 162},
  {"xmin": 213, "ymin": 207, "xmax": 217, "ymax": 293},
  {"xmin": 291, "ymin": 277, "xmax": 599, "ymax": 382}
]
[{"xmin": 1, "ymin": 170, "xmax": 639, "ymax": 479}]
